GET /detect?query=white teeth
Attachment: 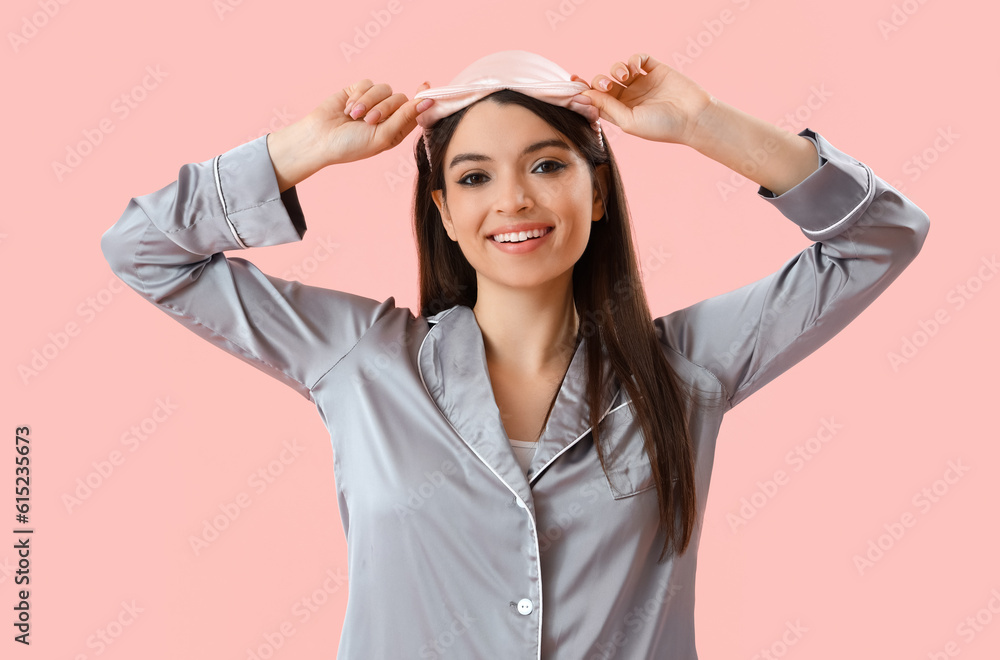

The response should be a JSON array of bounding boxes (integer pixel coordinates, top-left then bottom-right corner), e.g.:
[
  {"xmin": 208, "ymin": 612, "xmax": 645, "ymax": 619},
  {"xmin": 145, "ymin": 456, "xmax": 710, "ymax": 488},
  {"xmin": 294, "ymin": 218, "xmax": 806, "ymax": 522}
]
[{"xmin": 491, "ymin": 227, "xmax": 550, "ymax": 243}]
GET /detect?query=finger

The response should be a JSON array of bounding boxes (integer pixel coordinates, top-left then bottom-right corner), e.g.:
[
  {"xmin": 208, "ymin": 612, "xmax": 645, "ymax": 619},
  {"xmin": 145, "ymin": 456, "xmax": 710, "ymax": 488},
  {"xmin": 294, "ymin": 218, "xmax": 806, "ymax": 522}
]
[
  {"xmin": 346, "ymin": 82, "xmax": 394, "ymax": 120},
  {"xmin": 344, "ymin": 80, "xmax": 390, "ymax": 118},
  {"xmin": 343, "ymin": 78, "xmax": 375, "ymax": 115},
  {"xmin": 580, "ymin": 88, "xmax": 629, "ymax": 129},
  {"xmin": 610, "ymin": 60, "xmax": 631, "ymax": 83},
  {"xmin": 629, "ymin": 52, "xmax": 655, "ymax": 76},
  {"xmin": 363, "ymin": 91, "xmax": 409, "ymax": 125},
  {"xmin": 589, "ymin": 73, "xmax": 626, "ymax": 95},
  {"xmin": 375, "ymin": 93, "xmax": 423, "ymax": 143}
]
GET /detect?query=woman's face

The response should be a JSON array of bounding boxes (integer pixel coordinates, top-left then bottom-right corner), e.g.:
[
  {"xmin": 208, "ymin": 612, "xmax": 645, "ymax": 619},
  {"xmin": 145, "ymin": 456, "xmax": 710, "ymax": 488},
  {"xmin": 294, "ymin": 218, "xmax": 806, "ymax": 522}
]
[{"xmin": 431, "ymin": 101, "xmax": 608, "ymax": 294}]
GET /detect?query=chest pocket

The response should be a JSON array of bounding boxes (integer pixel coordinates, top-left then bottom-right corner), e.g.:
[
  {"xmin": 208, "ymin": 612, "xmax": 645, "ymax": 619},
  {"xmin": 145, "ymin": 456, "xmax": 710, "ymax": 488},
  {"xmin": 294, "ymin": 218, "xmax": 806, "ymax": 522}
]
[{"xmin": 599, "ymin": 401, "xmax": 657, "ymax": 500}]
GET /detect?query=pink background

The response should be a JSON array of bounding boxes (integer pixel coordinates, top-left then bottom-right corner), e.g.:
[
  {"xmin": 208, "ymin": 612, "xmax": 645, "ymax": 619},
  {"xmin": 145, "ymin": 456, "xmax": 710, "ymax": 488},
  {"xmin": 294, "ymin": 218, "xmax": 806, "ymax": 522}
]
[{"xmin": 3, "ymin": 0, "xmax": 997, "ymax": 657}]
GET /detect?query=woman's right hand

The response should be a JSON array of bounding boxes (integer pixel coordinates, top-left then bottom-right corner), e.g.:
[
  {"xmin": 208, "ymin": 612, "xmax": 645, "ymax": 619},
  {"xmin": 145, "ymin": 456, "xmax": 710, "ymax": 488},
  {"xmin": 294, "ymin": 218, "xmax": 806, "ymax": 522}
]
[
  {"xmin": 268, "ymin": 80, "xmax": 434, "ymax": 192},
  {"xmin": 308, "ymin": 79, "xmax": 433, "ymax": 166}
]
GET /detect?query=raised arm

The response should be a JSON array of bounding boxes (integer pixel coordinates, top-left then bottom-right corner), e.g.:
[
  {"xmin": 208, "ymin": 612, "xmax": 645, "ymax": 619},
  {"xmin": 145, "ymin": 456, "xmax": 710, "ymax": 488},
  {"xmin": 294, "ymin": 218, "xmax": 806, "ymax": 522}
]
[
  {"xmin": 100, "ymin": 80, "xmax": 435, "ymax": 402},
  {"xmin": 579, "ymin": 53, "xmax": 930, "ymax": 410},
  {"xmin": 658, "ymin": 126, "xmax": 928, "ymax": 409}
]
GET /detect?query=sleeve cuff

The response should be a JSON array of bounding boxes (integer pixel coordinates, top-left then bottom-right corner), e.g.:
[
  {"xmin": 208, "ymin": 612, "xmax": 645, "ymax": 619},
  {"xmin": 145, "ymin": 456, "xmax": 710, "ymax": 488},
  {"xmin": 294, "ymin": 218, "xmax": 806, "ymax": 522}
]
[
  {"xmin": 757, "ymin": 128, "xmax": 876, "ymax": 242},
  {"xmin": 214, "ymin": 133, "xmax": 307, "ymax": 249}
]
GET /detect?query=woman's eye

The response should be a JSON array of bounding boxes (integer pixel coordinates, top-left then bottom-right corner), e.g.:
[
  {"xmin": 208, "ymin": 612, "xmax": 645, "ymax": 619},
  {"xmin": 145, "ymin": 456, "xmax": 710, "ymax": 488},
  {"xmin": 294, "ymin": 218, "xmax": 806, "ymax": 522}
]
[
  {"xmin": 535, "ymin": 160, "xmax": 566, "ymax": 174},
  {"xmin": 456, "ymin": 161, "xmax": 565, "ymax": 187},
  {"xmin": 458, "ymin": 172, "xmax": 487, "ymax": 186}
]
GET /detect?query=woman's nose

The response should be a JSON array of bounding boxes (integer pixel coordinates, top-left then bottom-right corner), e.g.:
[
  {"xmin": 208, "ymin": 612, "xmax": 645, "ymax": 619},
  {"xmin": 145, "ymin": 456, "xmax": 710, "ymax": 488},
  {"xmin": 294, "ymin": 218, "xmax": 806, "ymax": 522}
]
[{"xmin": 495, "ymin": 175, "xmax": 534, "ymax": 214}]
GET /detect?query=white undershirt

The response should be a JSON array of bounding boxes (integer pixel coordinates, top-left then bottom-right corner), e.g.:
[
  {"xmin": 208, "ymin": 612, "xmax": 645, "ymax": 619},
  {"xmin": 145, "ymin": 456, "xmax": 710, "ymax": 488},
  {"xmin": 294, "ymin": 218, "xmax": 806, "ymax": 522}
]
[{"xmin": 508, "ymin": 438, "xmax": 537, "ymax": 475}]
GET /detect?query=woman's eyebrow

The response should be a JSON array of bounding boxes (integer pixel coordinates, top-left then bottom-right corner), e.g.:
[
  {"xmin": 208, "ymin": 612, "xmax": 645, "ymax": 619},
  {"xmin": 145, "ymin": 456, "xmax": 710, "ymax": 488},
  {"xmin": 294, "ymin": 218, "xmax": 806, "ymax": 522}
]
[{"xmin": 447, "ymin": 139, "xmax": 572, "ymax": 170}]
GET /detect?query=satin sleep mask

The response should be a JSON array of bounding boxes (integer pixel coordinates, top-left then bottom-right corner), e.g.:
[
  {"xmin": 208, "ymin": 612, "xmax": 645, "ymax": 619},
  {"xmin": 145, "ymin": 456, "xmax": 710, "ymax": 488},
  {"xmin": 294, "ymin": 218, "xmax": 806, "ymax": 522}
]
[{"xmin": 414, "ymin": 50, "xmax": 605, "ymax": 168}]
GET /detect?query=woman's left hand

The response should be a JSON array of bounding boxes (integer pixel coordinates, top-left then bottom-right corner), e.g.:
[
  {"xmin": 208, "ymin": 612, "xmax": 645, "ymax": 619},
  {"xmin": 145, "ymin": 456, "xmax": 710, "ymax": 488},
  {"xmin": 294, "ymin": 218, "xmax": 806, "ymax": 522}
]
[{"xmin": 572, "ymin": 53, "xmax": 715, "ymax": 147}]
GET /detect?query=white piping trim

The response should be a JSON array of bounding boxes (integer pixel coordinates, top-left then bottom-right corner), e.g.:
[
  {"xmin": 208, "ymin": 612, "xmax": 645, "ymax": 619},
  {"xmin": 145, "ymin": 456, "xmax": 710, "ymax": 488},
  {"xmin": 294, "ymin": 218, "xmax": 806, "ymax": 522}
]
[
  {"xmin": 800, "ymin": 162, "xmax": 876, "ymax": 240},
  {"xmin": 524, "ymin": 381, "xmax": 622, "ymax": 659},
  {"xmin": 213, "ymin": 154, "xmax": 248, "ymax": 249},
  {"xmin": 414, "ymin": 314, "xmax": 545, "ymax": 657},
  {"xmin": 529, "ymin": 385, "xmax": 623, "ymax": 486}
]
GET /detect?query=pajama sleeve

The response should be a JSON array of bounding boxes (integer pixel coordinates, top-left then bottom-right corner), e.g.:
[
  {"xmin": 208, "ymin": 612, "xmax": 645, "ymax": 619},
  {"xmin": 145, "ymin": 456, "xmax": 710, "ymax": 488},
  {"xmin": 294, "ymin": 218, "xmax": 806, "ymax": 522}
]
[
  {"xmin": 100, "ymin": 134, "xmax": 395, "ymax": 403},
  {"xmin": 656, "ymin": 128, "xmax": 930, "ymax": 410}
]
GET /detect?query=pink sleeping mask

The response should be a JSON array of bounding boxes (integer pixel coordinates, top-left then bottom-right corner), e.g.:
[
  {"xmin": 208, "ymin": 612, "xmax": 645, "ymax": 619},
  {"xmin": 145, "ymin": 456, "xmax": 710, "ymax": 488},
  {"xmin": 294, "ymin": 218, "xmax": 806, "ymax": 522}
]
[{"xmin": 414, "ymin": 50, "xmax": 605, "ymax": 169}]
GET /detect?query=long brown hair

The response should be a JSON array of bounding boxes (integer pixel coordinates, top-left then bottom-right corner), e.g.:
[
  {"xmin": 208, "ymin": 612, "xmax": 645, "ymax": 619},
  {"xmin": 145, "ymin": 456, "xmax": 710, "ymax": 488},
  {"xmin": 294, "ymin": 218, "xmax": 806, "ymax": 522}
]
[{"xmin": 410, "ymin": 89, "xmax": 698, "ymax": 562}]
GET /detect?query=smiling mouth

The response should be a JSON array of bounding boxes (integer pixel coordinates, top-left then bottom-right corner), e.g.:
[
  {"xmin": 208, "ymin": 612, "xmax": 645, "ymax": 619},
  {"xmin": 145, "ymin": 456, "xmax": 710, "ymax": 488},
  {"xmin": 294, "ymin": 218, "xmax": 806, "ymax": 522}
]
[{"xmin": 490, "ymin": 227, "xmax": 553, "ymax": 243}]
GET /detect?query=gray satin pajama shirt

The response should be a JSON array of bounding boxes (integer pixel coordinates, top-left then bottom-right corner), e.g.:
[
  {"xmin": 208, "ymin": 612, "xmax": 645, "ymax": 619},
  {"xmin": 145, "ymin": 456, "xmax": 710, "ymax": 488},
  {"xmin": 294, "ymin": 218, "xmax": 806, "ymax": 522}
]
[{"xmin": 100, "ymin": 128, "xmax": 930, "ymax": 659}]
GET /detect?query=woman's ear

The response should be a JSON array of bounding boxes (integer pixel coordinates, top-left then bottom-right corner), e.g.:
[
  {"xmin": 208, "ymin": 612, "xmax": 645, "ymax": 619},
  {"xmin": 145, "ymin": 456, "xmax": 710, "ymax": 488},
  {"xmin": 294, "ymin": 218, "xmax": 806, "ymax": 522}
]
[
  {"xmin": 592, "ymin": 163, "xmax": 611, "ymax": 221},
  {"xmin": 431, "ymin": 189, "xmax": 457, "ymax": 241}
]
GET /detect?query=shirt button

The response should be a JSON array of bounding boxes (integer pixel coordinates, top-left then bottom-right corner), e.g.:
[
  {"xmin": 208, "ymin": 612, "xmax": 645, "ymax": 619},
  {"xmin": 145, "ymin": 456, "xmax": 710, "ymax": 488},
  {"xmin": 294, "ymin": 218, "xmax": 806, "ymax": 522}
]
[
  {"xmin": 515, "ymin": 497, "xmax": 526, "ymax": 508},
  {"xmin": 517, "ymin": 598, "xmax": 533, "ymax": 615}
]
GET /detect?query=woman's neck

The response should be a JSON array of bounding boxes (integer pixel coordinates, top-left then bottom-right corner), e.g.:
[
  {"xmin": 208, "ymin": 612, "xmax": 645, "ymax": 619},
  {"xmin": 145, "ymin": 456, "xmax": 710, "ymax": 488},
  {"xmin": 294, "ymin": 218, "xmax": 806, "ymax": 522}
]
[{"xmin": 472, "ymin": 277, "xmax": 580, "ymax": 375}]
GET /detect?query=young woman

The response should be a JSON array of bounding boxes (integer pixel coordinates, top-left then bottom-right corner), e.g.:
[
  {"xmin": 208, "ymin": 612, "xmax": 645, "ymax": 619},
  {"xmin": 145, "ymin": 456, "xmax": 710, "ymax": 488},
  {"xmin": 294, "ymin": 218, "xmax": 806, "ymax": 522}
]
[{"xmin": 101, "ymin": 50, "xmax": 929, "ymax": 659}]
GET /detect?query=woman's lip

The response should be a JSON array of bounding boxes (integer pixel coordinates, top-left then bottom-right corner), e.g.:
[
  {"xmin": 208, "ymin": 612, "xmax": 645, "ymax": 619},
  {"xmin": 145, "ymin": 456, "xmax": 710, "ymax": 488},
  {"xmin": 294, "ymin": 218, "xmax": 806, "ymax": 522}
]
[
  {"xmin": 488, "ymin": 226, "xmax": 553, "ymax": 254},
  {"xmin": 487, "ymin": 224, "xmax": 554, "ymax": 238}
]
